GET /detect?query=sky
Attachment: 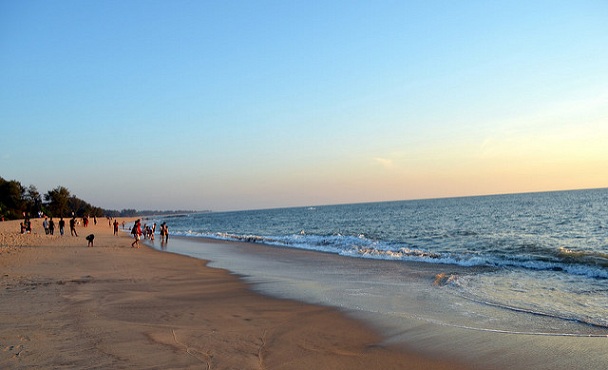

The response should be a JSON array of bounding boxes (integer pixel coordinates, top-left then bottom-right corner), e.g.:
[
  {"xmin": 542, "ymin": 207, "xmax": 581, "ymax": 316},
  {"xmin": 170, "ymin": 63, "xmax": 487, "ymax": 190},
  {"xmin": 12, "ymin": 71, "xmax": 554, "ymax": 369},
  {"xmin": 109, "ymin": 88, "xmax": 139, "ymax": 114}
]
[{"xmin": 1, "ymin": 1, "xmax": 607, "ymax": 212}]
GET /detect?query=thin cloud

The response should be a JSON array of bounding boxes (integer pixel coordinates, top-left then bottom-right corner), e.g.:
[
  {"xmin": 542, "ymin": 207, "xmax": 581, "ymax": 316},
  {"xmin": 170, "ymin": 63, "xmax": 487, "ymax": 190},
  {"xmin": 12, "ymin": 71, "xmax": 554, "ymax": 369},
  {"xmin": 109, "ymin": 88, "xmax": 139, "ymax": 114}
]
[{"xmin": 374, "ymin": 157, "xmax": 395, "ymax": 169}]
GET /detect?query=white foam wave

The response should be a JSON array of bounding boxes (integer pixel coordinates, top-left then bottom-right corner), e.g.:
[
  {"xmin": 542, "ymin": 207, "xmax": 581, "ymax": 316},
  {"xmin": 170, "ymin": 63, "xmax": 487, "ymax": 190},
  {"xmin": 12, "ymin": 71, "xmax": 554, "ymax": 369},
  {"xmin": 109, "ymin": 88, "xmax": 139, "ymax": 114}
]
[{"xmin": 170, "ymin": 230, "xmax": 608, "ymax": 280}]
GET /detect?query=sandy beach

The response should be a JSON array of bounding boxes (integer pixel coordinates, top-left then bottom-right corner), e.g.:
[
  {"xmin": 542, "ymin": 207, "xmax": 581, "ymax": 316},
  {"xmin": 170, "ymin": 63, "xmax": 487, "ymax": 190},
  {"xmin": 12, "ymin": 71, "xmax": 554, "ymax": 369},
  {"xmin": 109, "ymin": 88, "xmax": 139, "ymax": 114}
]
[{"xmin": 0, "ymin": 218, "xmax": 472, "ymax": 370}]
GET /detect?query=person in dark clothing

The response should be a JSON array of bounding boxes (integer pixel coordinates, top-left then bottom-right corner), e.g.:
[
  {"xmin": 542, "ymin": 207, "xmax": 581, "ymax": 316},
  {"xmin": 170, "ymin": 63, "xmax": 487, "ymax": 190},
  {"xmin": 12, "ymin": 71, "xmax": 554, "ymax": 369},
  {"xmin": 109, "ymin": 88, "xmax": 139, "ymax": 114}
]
[
  {"xmin": 59, "ymin": 218, "xmax": 65, "ymax": 236},
  {"xmin": 70, "ymin": 217, "xmax": 78, "ymax": 237},
  {"xmin": 49, "ymin": 218, "xmax": 55, "ymax": 235}
]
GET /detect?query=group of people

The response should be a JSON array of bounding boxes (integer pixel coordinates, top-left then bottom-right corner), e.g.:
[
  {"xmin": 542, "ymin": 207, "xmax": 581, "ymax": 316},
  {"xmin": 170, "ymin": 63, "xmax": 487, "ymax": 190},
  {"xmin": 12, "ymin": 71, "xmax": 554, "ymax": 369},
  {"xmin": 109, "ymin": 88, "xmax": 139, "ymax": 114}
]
[
  {"xmin": 131, "ymin": 219, "xmax": 169, "ymax": 248},
  {"xmin": 20, "ymin": 218, "xmax": 32, "ymax": 234},
  {"xmin": 25, "ymin": 216, "xmax": 78, "ymax": 237},
  {"xmin": 19, "ymin": 214, "xmax": 170, "ymax": 250},
  {"xmin": 80, "ymin": 215, "xmax": 97, "ymax": 227},
  {"xmin": 159, "ymin": 222, "xmax": 169, "ymax": 242}
]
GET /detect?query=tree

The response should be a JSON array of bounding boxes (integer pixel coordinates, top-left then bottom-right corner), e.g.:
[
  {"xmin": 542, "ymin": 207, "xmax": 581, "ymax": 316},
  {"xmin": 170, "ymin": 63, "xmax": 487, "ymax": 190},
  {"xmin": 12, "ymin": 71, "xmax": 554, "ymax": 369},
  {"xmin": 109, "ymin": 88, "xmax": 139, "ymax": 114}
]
[
  {"xmin": 0, "ymin": 177, "xmax": 25, "ymax": 219},
  {"xmin": 44, "ymin": 186, "xmax": 71, "ymax": 217},
  {"xmin": 69, "ymin": 195, "xmax": 86, "ymax": 217},
  {"xmin": 24, "ymin": 185, "xmax": 42, "ymax": 215},
  {"xmin": 0, "ymin": 177, "xmax": 112, "ymax": 220},
  {"xmin": 89, "ymin": 206, "xmax": 104, "ymax": 218},
  {"xmin": 120, "ymin": 209, "xmax": 138, "ymax": 217}
]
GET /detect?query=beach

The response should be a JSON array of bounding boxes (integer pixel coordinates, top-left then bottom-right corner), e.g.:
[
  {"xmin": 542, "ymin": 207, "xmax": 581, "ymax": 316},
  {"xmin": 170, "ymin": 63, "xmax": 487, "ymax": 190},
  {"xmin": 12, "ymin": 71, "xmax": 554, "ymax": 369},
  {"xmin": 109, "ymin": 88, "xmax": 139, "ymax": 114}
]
[
  {"xmin": 146, "ymin": 233, "xmax": 608, "ymax": 370},
  {"xmin": 0, "ymin": 218, "xmax": 471, "ymax": 370}
]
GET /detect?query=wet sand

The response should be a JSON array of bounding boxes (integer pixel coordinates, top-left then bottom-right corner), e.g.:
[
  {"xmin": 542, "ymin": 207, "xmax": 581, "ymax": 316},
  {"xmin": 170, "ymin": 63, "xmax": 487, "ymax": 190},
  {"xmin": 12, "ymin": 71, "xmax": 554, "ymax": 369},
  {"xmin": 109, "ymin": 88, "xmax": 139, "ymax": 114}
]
[
  {"xmin": 146, "ymin": 235, "xmax": 608, "ymax": 370},
  {"xmin": 0, "ymin": 218, "xmax": 471, "ymax": 369}
]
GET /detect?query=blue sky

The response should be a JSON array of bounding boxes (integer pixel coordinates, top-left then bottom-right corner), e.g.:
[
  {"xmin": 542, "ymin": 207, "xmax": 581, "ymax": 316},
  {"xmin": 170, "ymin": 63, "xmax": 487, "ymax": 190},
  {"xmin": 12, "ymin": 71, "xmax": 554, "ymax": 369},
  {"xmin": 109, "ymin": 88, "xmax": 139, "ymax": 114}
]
[{"xmin": 1, "ymin": 1, "xmax": 607, "ymax": 211}]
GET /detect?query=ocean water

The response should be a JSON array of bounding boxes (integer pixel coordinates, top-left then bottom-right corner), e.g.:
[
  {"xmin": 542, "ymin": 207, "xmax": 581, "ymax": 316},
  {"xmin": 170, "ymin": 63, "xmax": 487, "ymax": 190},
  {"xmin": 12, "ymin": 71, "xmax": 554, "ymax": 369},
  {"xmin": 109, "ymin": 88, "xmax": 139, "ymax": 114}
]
[{"xmin": 145, "ymin": 188, "xmax": 608, "ymax": 339}]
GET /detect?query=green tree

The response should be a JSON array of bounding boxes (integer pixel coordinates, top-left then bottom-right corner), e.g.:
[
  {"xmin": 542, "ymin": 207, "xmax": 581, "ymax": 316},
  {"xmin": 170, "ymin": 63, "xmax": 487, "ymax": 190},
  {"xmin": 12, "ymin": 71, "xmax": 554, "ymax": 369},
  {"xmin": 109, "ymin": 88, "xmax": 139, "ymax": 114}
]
[
  {"xmin": 0, "ymin": 177, "xmax": 113, "ymax": 219},
  {"xmin": 0, "ymin": 177, "xmax": 25, "ymax": 219},
  {"xmin": 90, "ymin": 206, "xmax": 104, "ymax": 218},
  {"xmin": 24, "ymin": 185, "xmax": 42, "ymax": 215},
  {"xmin": 120, "ymin": 209, "xmax": 138, "ymax": 217},
  {"xmin": 69, "ymin": 195, "xmax": 86, "ymax": 217},
  {"xmin": 44, "ymin": 186, "xmax": 71, "ymax": 217}
]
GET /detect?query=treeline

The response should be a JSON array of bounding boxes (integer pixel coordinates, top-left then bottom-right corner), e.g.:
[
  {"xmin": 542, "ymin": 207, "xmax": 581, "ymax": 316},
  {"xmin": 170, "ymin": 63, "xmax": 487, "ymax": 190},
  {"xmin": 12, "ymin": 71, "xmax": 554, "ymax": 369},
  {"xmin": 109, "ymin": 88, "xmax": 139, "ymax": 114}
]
[
  {"xmin": 0, "ymin": 177, "xmax": 206, "ymax": 221},
  {"xmin": 136, "ymin": 210, "xmax": 208, "ymax": 216},
  {"xmin": 101, "ymin": 209, "xmax": 205, "ymax": 217},
  {"xmin": 0, "ymin": 177, "xmax": 105, "ymax": 220}
]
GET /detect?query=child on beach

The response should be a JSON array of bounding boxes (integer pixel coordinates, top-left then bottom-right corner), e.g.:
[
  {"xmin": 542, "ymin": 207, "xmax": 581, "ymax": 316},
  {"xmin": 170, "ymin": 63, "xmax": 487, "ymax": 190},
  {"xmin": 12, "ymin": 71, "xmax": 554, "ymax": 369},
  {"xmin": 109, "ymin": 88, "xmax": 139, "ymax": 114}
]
[{"xmin": 86, "ymin": 234, "xmax": 94, "ymax": 247}]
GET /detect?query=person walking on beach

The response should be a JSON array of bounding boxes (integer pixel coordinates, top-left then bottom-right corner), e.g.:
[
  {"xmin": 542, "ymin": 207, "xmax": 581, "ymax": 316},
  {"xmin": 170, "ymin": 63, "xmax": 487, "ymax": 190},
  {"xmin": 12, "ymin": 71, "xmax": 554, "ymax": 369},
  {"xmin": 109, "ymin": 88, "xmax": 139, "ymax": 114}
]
[
  {"xmin": 113, "ymin": 219, "xmax": 119, "ymax": 235},
  {"xmin": 49, "ymin": 217, "xmax": 55, "ymax": 235},
  {"xmin": 131, "ymin": 219, "xmax": 142, "ymax": 248},
  {"xmin": 43, "ymin": 217, "xmax": 49, "ymax": 235},
  {"xmin": 70, "ymin": 217, "xmax": 78, "ymax": 237},
  {"xmin": 59, "ymin": 217, "xmax": 65, "ymax": 236}
]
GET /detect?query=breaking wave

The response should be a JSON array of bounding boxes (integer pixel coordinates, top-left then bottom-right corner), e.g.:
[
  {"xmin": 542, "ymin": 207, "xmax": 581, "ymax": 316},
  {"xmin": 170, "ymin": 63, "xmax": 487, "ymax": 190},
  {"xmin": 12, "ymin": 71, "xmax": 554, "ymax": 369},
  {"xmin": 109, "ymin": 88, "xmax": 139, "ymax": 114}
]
[{"xmin": 171, "ymin": 230, "xmax": 608, "ymax": 280}]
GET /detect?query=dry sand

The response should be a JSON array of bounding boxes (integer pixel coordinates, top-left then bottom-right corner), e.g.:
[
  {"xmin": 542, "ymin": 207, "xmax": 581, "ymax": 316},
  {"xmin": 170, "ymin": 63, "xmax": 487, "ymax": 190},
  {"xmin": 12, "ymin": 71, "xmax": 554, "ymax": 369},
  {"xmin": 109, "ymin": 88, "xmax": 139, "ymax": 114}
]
[{"xmin": 0, "ymin": 218, "xmax": 472, "ymax": 369}]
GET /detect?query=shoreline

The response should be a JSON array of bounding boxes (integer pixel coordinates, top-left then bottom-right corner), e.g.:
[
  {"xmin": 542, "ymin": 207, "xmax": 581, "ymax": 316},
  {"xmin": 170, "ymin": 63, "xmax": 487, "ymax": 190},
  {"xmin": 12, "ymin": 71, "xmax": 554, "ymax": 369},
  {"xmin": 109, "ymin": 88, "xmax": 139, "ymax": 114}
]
[
  {"xmin": 143, "ymin": 234, "xmax": 608, "ymax": 370},
  {"xmin": 0, "ymin": 219, "xmax": 472, "ymax": 369}
]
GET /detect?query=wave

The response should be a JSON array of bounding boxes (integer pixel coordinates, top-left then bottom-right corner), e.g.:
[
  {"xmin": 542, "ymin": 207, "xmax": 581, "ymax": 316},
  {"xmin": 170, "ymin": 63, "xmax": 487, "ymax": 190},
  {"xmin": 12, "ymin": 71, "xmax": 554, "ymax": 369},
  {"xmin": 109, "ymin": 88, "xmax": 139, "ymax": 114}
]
[
  {"xmin": 457, "ymin": 287, "xmax": 608, "ymax": 330},
  {"xmin": 443, "ymin": 271, "xmax": 608, "ymax": 331},
  {"xmin": 171, "ymin": 230, "xmax": 608, "ymax": 280},
  {"xmin": 557, "ymin": 247, "xmax": 608, "ymax": 267}
]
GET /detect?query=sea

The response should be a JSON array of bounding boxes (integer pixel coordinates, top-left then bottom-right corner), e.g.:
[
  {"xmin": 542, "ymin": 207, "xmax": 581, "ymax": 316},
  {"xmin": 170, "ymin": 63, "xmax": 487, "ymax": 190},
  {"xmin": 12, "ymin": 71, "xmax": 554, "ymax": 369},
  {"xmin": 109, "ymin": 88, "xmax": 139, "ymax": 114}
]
[{"xmin": 142, "ymin": 188, "xmax": 608, "ymax": 347}]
